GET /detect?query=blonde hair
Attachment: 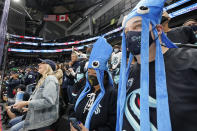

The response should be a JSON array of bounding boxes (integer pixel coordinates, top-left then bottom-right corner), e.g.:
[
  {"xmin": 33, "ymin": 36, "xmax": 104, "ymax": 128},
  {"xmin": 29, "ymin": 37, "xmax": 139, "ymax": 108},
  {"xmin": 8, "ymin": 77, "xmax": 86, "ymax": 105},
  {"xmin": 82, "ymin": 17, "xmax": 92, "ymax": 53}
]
[
  {"xmin": 71, "ymin": 52, "xmax": 78, "ymax": 58},
  {"xmin": 36, "ymin": 64, "xmax": 54, "ymax": 88}
]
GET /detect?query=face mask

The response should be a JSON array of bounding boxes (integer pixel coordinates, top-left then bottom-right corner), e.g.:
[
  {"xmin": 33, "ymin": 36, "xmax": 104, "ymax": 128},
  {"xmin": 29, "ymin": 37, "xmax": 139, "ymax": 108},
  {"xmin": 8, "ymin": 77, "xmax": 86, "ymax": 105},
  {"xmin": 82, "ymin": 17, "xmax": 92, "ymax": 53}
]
[
  {"xmin": 114, "ymin": 49, "xmax": 119, "ymax": 53},
  {"xmin": 125, "ymin": 31, "xmax": 154, "ymax": 55},
  {"xmin": 86, "ymin": 53, "xmax": 90, "ymax": 58},
  {"xmin": 86, "ymin": 51, "xmax": 91, "ymax": 58},
  {"xmin": 88, "ymin": 75, "xmax": 99, "ymax": 87},
  {"xmin": 161, "ymin": 16, "xmax": 169, "ymax": 24}
]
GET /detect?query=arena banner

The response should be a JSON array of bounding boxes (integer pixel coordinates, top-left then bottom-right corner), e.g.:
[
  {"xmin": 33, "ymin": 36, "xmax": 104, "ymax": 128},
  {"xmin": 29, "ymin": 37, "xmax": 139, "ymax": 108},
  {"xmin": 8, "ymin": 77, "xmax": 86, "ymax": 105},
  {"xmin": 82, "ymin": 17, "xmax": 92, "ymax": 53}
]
[
  {"xmin": 9, "ymin": 27, "xmax": 122, "ymax": 46},
  {"xmin": 8, "ymin": 45, "xmax": 86, "ymax": 53},
  {"xmin": 9, "ymin": 34, "xmax": 43, "ymax": 40},
  {"xmin": 169, "ymin": 3, "xmax": 197, "ymax": 18},
  {"xmin": 9, "ymin": 41, "xmax": 38, "ymax": 46},
  {"xmin": 164, "ymin": 0, "xmax": 191, "ymax": 11}
]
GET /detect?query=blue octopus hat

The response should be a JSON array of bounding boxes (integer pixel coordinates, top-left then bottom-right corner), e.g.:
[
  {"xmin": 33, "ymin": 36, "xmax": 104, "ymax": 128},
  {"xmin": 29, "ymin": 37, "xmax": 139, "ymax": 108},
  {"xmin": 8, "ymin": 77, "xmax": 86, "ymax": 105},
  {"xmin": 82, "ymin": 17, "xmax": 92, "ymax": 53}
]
[
  {"xmin": 74, "ymin": 36, "xmax": 113, "ymax": 129},
  {"xmin": 116, "ymin": 0, "xmax": 177, "ymax": 131}
]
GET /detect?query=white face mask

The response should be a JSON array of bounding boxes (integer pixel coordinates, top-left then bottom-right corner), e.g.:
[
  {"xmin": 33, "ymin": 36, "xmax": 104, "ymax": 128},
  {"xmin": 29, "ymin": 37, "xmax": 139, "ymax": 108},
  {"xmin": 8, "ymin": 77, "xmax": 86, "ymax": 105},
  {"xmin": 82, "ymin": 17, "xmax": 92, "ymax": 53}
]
[{"xmin": 114, "ymin": 49, "xmax": 119, "ymax": 53}]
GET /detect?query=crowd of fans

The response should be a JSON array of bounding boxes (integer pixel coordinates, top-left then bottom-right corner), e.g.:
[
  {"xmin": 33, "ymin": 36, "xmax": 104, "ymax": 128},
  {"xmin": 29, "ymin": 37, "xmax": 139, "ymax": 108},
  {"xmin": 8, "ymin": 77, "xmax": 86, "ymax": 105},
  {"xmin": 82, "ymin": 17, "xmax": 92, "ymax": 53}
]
[{"xmin": 0, "ymin": 15, "xmax": 197, "ymax": 131}]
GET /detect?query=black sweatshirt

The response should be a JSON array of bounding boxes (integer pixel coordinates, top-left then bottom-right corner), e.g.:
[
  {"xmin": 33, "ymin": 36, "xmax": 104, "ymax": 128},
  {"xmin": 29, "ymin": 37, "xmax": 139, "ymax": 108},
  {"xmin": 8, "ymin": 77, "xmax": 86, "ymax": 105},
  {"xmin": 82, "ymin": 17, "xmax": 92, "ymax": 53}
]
[
  {"xmin": 74, "ymin": 86, "xmax": 117, "ymax": 131},
  {"xmin": 123, "ymin": 47, "xmax": 197, "ymax": 131}
]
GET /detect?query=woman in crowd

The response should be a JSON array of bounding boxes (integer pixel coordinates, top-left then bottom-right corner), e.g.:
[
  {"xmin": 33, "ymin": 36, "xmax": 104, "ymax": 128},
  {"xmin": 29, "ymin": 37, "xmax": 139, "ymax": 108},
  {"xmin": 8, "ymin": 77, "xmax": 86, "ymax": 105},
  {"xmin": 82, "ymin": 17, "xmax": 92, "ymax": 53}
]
[
  {"xmin": 11, "ymin": 59, "xmax": 59, "ymax": 131},
  {"xmin": 54, "ymin": 63, "xmax": 63, "ymax": 87},
  {"xmin": 70, "ymin": 37, "xmax": 117, "ymax": 131}
]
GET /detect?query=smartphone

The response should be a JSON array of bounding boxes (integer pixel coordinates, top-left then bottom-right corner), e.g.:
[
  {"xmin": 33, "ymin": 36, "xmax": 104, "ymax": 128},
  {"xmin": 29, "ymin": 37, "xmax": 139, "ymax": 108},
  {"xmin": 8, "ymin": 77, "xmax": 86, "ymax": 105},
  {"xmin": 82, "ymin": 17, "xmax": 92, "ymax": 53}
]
[{"xmin": 69, "ymin": 117, "xmax": 81, "ymax": 131}]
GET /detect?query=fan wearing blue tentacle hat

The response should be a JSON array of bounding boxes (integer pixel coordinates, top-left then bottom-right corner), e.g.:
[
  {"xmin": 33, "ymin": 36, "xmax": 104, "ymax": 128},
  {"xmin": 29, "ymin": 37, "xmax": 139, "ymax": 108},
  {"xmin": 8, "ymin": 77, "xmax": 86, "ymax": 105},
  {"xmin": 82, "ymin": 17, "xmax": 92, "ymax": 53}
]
[
  {"xmin": 116, "ymin": 0, "xmax": 197, "ymax": 131},
  {"xmin": 71, "ymin": 37, "xmax": 117, "ymax": 131}
]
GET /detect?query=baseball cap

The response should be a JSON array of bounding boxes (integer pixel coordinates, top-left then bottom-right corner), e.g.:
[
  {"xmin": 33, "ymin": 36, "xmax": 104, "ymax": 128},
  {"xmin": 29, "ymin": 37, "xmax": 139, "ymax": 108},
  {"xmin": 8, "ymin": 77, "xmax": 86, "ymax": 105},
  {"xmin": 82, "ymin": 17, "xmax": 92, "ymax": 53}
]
[{"xmin": 39, "ymin": 59, "xmax": 56, "ymax": 71}]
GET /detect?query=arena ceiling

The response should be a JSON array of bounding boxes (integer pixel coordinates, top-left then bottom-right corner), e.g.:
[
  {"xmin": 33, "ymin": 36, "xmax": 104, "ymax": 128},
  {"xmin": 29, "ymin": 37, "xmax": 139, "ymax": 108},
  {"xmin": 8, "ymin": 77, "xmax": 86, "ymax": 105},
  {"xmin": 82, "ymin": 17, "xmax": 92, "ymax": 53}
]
[
  {"xmin": 0, "ymin": 0, "xmax": 107, "ymax": 39},
  {"xmin": 0, "ymin": 0, "xmax": 194, "ymax": 39}
]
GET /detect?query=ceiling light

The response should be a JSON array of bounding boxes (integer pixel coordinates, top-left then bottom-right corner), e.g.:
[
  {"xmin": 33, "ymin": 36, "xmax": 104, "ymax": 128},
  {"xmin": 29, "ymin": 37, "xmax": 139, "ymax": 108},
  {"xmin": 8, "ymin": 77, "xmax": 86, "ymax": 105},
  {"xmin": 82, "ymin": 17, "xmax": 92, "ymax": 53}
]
[{"xmin": 13, "ymin": 0, "xmax": 20, "ymax": 3}]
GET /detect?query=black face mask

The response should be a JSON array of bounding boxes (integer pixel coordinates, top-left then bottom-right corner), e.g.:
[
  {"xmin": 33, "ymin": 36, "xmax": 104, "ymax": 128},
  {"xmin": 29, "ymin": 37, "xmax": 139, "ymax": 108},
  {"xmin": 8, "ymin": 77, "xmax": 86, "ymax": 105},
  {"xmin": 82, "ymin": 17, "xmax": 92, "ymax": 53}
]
[
  {"xmin": 161, "ymin": 16, "xmax": 169, "ymax": 24},
  {"xmin": 88, "ymin": 75, "xmax": 99, "ymax": 87},
  {"xmin": 86, "ymin": 51, "xmax": 91, "ymax": 58},
  {"xmin": 125, "ymin": 31, "xmax": 154, "ymax": 55}
]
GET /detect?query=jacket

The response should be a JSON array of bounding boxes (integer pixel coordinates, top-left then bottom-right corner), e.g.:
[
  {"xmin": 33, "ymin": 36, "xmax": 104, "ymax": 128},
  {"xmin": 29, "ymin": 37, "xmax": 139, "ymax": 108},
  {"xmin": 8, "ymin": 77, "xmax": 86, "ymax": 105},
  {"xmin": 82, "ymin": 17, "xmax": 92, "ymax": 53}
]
[
  {"xmin": 24, "ymin": 71, "xmax": 36, "ymax": 86},
  {"xmin": 7, "ymin": 78, "xmax": 20, "ymax": 98},
  {"xmin": 23, "ymin": 75, "xmax": 59, "ymax": 130}
]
